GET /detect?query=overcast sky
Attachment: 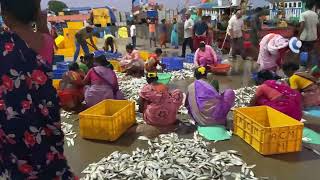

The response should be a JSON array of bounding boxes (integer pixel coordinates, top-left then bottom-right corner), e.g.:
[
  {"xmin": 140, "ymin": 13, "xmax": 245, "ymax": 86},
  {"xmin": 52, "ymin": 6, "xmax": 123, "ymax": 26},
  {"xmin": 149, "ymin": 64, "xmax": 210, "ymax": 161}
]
[{"xmin": 41, "ymin": 0, "xmax": 269, "ymax": 12}]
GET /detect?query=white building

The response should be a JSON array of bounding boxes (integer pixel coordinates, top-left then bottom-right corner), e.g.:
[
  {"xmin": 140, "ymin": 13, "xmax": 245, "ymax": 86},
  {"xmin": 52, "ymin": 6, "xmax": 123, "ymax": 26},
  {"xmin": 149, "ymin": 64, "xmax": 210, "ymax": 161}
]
[{"xmin": 268, "ymin": 0, "xmax": 304, "ymax": 20}]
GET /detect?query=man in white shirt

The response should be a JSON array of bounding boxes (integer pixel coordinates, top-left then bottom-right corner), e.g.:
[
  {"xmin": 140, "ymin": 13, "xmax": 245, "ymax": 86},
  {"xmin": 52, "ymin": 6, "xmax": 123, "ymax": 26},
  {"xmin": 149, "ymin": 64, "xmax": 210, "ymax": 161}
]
[
  {"xmin": 228, "ymin": 10, "xmax": 245, "ymax": 60},
  {"xmin": 181, "ymin": 11, "xmax": 195, "ymax": 57},
  {"xmin": 299, "ymin": 1, "xmax": 319, "ymax": 66},
  {"xmin": 130, "ymin": 21, "xmax": 137, "ymax": 48}
]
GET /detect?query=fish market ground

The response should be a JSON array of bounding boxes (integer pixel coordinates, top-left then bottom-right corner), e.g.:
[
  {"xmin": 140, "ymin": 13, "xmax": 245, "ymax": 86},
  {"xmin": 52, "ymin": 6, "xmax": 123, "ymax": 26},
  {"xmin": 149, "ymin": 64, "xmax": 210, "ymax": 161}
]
[{"xmin": 63, "ymin": 38, "xmax": 320, "ymax": 180}]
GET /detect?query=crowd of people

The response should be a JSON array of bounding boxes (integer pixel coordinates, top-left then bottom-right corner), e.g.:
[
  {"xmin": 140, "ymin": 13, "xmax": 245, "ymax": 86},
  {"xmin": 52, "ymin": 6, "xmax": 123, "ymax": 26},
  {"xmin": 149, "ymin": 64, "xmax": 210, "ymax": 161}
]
[{"xmin": 0, "ymin": 0, "xmax": 320, "ymax": 178}]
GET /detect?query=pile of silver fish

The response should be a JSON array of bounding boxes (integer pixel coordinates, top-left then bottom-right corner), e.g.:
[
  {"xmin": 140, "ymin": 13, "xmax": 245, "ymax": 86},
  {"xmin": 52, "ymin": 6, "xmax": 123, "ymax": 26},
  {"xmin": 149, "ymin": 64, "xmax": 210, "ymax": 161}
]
[
  {"xmin": 233, "ymin": 86, "xmax": 257, "ymax": 108},
  {"xmin": 171, "ymin": 63, "xmax": 194, "ymax": 81},
  {"xmin": 116, "ymin": 73, "xmax": 147, "ymax": 110},
  {"xmin": 116, "ymin": 63, "xmax": 194, "ymax": 104},
  {"xmin": 81, "ymin": 133, "xmax": 258, "ymax": 180},
  {"xmin": 61, "ymin": 110, "xmax": 73, "ymax": 119},
  {"xmin": 61, "ymin": 122, "xmax": 77, "ymax": 147}
]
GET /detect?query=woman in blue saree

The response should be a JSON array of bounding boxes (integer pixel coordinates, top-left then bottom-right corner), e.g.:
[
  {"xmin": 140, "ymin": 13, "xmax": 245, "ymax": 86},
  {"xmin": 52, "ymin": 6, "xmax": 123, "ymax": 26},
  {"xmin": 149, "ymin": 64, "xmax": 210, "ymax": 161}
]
[{"xmin": 171, "ymin": 18, "xmax": 179, "ymax": 49}]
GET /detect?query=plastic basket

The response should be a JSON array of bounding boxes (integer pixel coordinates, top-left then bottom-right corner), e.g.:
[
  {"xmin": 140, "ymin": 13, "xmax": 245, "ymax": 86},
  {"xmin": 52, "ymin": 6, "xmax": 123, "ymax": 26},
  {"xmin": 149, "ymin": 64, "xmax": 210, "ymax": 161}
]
[
  {"xmin": 79, "ymin": 100, "xmax": 136, "ymax": 141},
  {"xmin": 243, "ymin": 41, "xmax": 252, "ymax": 49},
  {"xmin": 210, "ymin": 64, "xmax": 231, "ymax": 74},
  {"xmin": 185, "ymin": 54, "xmax": 194, "ymax": 63},
  {"xmin": 139, "ymin": 51, "xmax": 150, "ymax": 61},
  {"xmin": 55, "ymin": 35, "xmax": 65, "ymax": 49},
  {"xmin": 147, "ymin": 10, "xmax": 158, "ymax": 18},
  {"xmin": 52, "ymin": 79, "xmax": 61, "ymax": 90},
  {"xmin": 53, "ymin": 69, "xmax": 67, "ymax": 79},
  {"xmin": 157, "ymin": 73, "xmax": 172, "ymax": 85},
  {"xmin": 162, "ymin": 57, "xmax": 184, "ymax": 71},
  {"xmin": 234, "ymin": 106, "xmax": 304, "ymax": 155},
  {"xmin": 300, "ymin": 52, "xmax": 308, "ymax": 65},
  {"xmin": 94, "ymin": 50, "xmax": 106, "ymax": 58},
  {"xmin": 53, "ymin": 55, "xmax": 64, "ymax": 65},
  {"xmin": 56, "ymin": 62, "xmax": 70, "ymax": 70},
  {"xmin": 106, "ymin": 52, "xmax": 122, "ymax": 59},
  {"xmin": 110, "ymin": 60, "xmax": 122, "ymax": 72},
  {"xmin": 252, "ymin": 72, "xmax": 259, "ymax": 84}
]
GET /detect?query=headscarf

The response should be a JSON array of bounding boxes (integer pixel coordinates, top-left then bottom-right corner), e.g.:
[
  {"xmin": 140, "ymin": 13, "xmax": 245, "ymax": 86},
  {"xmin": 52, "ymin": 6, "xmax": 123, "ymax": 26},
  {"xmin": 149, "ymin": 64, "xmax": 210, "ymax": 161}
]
[{"xmin": 267, "ymin": 34, "xmax": 289, "ymax": 55}]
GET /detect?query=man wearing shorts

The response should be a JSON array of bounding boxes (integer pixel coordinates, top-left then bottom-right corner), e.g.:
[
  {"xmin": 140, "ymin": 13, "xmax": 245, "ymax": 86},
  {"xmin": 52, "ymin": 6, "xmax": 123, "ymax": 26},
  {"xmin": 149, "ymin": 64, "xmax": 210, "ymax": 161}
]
[
  {"xmin": 228, "ymin": 10, "xmax": 246, "ymax": 60},
  {"xmin": 299, "ymin": 1, "xmax": 319, "ymax": 67},
  {"xmin": 149, "ymin": 21, "xmax": 157, "ymax": 48}
]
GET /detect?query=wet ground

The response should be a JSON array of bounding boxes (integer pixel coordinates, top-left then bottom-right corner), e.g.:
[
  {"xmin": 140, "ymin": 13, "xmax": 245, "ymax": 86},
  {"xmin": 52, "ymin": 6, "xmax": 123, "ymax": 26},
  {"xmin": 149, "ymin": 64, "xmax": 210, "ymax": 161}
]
[{"xmin": 64, "ymin": 38, "xmax": 320, "ymax": 179}]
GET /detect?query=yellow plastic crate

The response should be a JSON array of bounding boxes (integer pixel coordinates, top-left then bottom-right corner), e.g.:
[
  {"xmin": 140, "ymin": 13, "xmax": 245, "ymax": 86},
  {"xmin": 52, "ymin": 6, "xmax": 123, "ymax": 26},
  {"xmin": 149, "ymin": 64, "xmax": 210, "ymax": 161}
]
[
  {"xmin": 67, "ymin": 21, "xmax": 84, "ymax": 29},
  {"xmin": 79, "ymin": 100, "xmax": 136, "ymax": 141},
  {"xmin": 52, "ymin": 79, "xmax": 61, "ymax": 90},
  {"xmin": 110, "ymin": 60, "xmax": 122, "ymax": 72},
  {"xmin": 118, "ymin": 27, "xmax": 128, "ymax": 38},
  {"xmin": 233, "ymin": 106, "xmax": 304, "ymax": 155},
  {"xmin": 55, "ymin": 48, "xmax": 74, "ymax": 57},
  {"xmin": 55, "ymin": 35, "xmax": 65, "ymax": 49},
  {"xmin": 139, "ymin": 51, "xmax": 150, "ymax": 61}
]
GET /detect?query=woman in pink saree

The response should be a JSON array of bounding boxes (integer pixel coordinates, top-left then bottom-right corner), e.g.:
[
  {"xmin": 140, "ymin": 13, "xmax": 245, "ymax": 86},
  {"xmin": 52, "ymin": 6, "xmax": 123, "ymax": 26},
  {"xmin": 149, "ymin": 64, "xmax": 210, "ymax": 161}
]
[
  {"xmin": 83, "ymin": 55, "xmax": 124, "ymax": 107},
  {"xmin": 139, "ymin": 73, "xmax": 183, "ymax": 126},
  {"xmin": 120, "ymin": 44, "xmax": 145, "ymax": 77},
  {"xmin": 250, "ymin": 71, "xmax": 302, "ymax": 120},
  {"xmin": 194, "ymin": 41, "xmax": 218, "ymax": 67},
  {"xmin": 186, "ymin": 67, "xmax": 235, "ymax": 125}
]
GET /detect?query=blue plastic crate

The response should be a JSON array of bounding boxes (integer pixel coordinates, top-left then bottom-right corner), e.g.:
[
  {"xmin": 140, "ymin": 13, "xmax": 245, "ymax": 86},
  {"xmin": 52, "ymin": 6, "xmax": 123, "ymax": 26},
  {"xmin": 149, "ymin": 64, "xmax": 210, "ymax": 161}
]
[
  {"xmin": 53, "ymin": 55, "xmax": 64, "ymax": 65},
  {"xmin": 162, "ymin": 57, "xmax": 184, "ymax": 71},
  {"xmin": 53, "ymin": 69, "xmax": 67, "ymax": 79},
  {"xmin": 147, "ymin": 10, "xmax": 158, "ymax": 18},
  {"xmin": 185, "ymin": 54, "xmax": 194, "ymax": 63},
  {"xmin": 56, "ymin": 62, "xmax": 70, "ymax": 70},
  {"xmin": 252, "ymin": 72, "xmax": 258, "ymax": 83},
  {"xmin": 94, "ymin": 51, "xmax": 122, "ymax": 60},
  {"xmin": 94, "ymin": 50, "xmax": 106, "ymax": 58},
  {"xmin": 107, "ymin": 52, "xmax": 122, "ymax": 58}
]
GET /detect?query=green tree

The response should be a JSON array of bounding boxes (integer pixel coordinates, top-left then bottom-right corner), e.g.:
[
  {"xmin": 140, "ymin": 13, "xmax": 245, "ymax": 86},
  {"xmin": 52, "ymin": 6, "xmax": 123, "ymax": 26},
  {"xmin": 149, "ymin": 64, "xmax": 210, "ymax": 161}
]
[
  {"xmin": 302, "ymin": 0, "xmax": 320, "ymax": 8},
  {"xmin": 48, "ymin": 0, "xmax": 68, "ymax": 14}
]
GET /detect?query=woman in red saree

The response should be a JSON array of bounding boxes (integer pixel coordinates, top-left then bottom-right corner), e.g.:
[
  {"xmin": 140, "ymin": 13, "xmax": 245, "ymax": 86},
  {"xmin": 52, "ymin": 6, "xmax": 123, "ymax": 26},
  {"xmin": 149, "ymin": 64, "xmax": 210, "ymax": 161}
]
[
  {"xmin": 251, "ymin": 71, "xmax": 302, "ymax": 120},
  {"xmin": 139, "ymin": 73, "xmax": 183, "ymax": 126},
  {"xmin": 58, "ymin": 63, "xmax": 85, "ymax": 112}
]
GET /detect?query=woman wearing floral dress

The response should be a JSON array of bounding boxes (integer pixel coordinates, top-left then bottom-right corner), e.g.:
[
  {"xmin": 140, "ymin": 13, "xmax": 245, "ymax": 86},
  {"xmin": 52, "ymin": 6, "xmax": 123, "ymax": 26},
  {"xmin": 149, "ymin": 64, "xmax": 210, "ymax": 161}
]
[{"xmin": 0, "ymin": 0, "xmax": 75, "ymax": 179}]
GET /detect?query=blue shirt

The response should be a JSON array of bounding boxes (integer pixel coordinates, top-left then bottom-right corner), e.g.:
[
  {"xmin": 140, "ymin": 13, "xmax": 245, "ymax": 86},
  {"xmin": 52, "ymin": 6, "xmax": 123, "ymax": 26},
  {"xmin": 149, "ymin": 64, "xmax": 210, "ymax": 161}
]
[{"xmin": 194, "ymin": 21, "xmax": 208, "ymax": 36}]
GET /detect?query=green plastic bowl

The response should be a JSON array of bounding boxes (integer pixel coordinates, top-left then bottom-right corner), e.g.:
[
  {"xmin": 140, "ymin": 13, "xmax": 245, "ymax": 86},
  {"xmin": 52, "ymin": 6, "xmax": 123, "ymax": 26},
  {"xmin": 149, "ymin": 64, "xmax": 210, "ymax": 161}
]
[{"xmin": 157, "ymin": 73, "xmax": 172, "ymax": 85}]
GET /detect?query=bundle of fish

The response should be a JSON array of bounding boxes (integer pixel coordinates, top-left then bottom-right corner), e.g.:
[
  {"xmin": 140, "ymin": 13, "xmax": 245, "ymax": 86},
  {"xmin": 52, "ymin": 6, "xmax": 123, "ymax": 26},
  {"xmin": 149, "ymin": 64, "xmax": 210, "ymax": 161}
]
[
  {"xmin": 82, "ymin": 133, "xmax": 258, "ymax": 180},
  {"xmin": 170, "ymin": 63, "xmax": 195, "ymax": 81},
  {"xmin": 233, "ymin": 86, "xmax": 257, "ymax": 108},
  {"xmin": 171, "ymin": 69, "xmax": 194, "ymax": 81},
  {"xmin": 61, "ymin": 110, "xmax": 73, "ymax": 119},
  {"xmin": 116, "ymin": 73, "xmax": 147, "ymax": 110},
  {"xmin": 61, "ymin": 122, "xmax": 77, "ymax": 147}
]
